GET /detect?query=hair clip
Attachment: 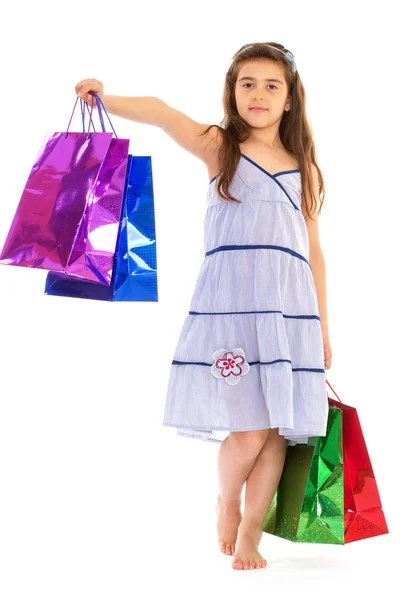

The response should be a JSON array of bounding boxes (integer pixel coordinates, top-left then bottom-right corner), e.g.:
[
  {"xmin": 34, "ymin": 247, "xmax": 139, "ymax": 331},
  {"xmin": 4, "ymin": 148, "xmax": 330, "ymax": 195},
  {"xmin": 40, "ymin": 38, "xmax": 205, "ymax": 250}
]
[{"xmin": 238, "ymin": 44, "xmax": 297, "ymax": 73}]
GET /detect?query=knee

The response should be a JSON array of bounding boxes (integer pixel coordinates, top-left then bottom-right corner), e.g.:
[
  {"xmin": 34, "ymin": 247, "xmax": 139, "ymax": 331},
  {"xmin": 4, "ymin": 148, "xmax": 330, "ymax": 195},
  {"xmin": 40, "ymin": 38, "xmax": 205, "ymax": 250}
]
[{"xmin": 229, "ymin": 429, "xmax": 270, "ymax": 459}]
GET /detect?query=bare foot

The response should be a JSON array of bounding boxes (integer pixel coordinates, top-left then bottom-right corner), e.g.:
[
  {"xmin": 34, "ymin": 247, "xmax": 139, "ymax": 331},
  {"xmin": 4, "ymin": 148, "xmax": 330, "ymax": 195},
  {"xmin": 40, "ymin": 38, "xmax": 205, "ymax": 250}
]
[
  {"xmin": 232, "ymin": 523, "xmax": 267, "ymax": 569},
  {"xmin": 215, "ymin": 495, "xmax": 242, "ymax": 556}
]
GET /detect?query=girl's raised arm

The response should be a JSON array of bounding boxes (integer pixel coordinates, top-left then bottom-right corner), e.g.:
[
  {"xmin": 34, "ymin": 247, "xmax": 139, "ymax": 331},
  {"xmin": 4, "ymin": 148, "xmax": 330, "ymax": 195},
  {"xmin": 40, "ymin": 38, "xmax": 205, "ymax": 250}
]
[
  {"xmin": 76, "ymin": 81, "xmax": 221, "ymax": 165},
  {"xmin": 102, "ymin": 95, "xmax": 221, "ymax": 165}
]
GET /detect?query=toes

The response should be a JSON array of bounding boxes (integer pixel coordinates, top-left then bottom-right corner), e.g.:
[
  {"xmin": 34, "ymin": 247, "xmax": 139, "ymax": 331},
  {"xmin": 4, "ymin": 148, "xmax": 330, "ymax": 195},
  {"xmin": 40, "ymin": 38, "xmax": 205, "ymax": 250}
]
[
  {"xmin": 254, "ymin": 559, "xmax": 266, "ymax": 568},
  {"xmin": 232, "ymin": 557, "xmax": 265, "ymax": 569},
  {"xmin": 220, "ymin": 542, "xmax": 238, "ymax": 556}
]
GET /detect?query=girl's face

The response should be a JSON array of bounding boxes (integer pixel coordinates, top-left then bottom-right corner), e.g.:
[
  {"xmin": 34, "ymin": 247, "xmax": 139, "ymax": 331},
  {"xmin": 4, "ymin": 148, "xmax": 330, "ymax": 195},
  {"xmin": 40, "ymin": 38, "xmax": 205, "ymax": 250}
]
[{"xmin": 235, "ymin": 59, "xmax": 291, "ymax": 127}]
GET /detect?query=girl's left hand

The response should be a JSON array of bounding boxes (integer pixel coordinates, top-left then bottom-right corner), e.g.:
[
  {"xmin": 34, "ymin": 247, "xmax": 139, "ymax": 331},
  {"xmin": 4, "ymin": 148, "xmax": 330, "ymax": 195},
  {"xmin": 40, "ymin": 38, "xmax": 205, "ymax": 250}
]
[{"xmin": 323, "ymin": 338, "xmax": 332, "ymax": 370}]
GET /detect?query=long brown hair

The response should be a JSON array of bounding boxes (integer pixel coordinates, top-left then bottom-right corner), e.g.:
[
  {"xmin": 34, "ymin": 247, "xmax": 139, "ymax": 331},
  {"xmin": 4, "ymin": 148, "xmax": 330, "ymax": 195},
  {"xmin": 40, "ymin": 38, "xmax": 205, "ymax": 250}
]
[{"xmin": 199, "ymin": 42, "xmax": 325, "ymax": 221}]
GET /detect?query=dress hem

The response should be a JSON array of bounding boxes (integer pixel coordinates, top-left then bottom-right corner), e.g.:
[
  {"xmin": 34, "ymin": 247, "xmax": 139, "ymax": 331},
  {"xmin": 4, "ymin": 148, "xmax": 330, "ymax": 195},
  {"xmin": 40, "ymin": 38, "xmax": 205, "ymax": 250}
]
[{"xmin": 162, "ymin": 420, "xmax": 327, "ymax": 437}]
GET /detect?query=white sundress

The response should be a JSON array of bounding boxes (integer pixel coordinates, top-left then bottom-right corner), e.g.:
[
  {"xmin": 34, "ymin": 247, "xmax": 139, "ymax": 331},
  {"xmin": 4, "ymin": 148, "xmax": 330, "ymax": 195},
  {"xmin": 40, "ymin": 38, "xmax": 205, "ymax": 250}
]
[{"xmin": 162, "ymin": 153, "xmax": 329, "ymax": 445}]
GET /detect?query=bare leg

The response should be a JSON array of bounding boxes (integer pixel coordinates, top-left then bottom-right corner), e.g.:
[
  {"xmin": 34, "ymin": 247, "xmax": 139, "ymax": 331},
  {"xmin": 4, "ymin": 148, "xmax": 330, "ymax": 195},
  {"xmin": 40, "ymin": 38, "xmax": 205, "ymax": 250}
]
[
  {"xmin": 216, "ymin": 430, "xmax": 269, "ymax": 555},
  {"xmin": 232, "ymin": 428, "xmax": 287, "ymax": 570}
]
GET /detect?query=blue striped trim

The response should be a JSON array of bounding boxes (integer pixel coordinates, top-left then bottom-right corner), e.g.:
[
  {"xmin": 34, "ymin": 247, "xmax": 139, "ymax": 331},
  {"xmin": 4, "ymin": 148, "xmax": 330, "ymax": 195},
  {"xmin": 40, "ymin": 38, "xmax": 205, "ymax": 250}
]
[
  {"xmin": 209, "ymin": 168, "xmax": 300, "ymax": 185},
  {"xmin": 188, "ymin": 310, "xmax": 320, "ymax": 320},
  {"xmin": 204, "ymin": 244, "xmax": 309, "ymax": 265},
  {"xmin": 240, "ymin": 154, "xmax": 300, "ymax": 210},
  {"xmin": 208, "ymin": 155, "xmax": 300, "ymax": 189},
  {"xmin": 172, "ymin": 361, "xmax": 214, "ymax": 367},
  {"xmin": 171, "ymin": 359, "xmax": 324, "ymax": 373},
  {"xmin": 272, "ymin": 168, "xmax": 301, "ymax": 177}
]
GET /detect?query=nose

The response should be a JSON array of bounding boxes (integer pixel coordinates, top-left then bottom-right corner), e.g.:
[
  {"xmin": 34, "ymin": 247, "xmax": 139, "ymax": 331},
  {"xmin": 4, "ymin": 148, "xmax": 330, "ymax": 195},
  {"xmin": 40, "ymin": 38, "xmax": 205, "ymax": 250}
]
[{"xmin": 252, "ymin": 87, "xmax": 265, "ymax": 99}]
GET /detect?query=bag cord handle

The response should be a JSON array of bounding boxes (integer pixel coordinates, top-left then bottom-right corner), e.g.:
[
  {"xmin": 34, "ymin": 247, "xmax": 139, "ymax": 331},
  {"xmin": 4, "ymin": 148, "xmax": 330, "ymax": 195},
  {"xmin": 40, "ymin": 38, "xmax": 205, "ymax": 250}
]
[
  {"xmin": 65, "ymin": 92, "xmax": 118, "ymax": 138},
  {"xmin": 325, "ymin": 379, "xmax": 342, "ymax": 403}
]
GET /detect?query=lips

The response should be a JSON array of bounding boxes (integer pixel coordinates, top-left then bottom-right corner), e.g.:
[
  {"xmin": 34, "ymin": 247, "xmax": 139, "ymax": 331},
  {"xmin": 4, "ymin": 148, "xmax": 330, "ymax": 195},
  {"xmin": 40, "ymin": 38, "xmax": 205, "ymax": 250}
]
[{"xmin": 250, "ymin": 107, "xmax": 267, "ymax": 111}]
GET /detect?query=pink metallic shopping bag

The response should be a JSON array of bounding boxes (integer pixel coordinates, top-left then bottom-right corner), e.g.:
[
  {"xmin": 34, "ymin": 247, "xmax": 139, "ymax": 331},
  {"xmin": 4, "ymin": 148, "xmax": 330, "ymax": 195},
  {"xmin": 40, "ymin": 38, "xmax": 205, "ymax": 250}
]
[{"xmin": 0, "ymin": 95, "xmax": 130, "ymax": 284}]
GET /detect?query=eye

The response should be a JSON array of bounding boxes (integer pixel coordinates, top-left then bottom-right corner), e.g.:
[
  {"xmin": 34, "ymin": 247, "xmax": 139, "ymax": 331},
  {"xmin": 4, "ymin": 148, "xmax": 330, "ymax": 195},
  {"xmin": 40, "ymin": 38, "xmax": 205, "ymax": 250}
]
[{"xmin": 242, "ymin": 83, "xmax": 278, "ymax": 90}]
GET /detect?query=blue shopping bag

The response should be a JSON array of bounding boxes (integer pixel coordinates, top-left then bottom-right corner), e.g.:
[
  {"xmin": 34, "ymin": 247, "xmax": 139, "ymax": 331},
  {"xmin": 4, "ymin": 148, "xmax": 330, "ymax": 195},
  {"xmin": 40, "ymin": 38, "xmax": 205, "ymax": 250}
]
[{"xmin": 44, "ymin": 153, "xmax": 158, "ymax": 302}]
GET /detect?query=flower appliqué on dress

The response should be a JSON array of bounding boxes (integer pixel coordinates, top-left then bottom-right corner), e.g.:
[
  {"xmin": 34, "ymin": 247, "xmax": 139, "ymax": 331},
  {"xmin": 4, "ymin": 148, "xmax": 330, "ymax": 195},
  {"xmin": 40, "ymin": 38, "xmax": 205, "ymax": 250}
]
[{"xmin": 211, "ymin": 348, "xmax": 250, "ymax": 386}]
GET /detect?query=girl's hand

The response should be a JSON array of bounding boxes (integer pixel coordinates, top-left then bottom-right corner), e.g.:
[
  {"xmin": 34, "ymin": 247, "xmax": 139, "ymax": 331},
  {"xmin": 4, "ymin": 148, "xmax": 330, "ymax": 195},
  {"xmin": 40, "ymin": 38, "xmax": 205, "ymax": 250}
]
[
  {"xmin": 323, "ymin": 337, "xmax": 332, "ymax": 370},
  {"xmin": 74, "ymin": 78, "xmax": 104, "ymax": 108}
]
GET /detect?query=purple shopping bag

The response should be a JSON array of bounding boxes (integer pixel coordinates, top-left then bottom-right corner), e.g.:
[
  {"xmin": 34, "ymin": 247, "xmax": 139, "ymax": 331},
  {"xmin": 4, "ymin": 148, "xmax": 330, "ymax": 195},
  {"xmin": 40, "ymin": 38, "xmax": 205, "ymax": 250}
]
[{"xmin": 0, "ymin": 94, "xmax": 130, "ymax": 284}]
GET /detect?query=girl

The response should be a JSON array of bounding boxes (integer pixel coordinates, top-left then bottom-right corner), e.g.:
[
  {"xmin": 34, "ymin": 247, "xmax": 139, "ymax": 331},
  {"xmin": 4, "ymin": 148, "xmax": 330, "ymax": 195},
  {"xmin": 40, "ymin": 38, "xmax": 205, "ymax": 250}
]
[{"xmin": 75, "ymin": 41, "xmax": 332, "ymax": 571}]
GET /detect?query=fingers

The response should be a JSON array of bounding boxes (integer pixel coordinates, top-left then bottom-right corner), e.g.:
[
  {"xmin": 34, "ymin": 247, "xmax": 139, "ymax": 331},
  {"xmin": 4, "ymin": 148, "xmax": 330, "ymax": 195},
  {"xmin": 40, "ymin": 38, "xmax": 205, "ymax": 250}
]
[
  {"xmin": 75, "ymin": 79, "xmax": 91, "ymax": 96},
  {"xmin": 74, "ymin": 79, "xmax": 103, "ymax": 105}
]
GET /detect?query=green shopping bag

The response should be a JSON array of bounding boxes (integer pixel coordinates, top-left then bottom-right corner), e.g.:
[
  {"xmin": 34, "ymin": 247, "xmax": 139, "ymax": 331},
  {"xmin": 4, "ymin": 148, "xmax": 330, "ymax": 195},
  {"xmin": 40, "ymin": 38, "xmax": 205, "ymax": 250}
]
[{"xmin": 262, "ymin": 404, "xmax": 344, "ymax": 544}]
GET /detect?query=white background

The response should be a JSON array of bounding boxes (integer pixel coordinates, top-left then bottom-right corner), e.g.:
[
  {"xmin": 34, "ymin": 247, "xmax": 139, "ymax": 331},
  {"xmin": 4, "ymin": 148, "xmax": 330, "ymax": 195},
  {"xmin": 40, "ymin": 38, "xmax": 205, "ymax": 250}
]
[{"xmin": 0, "ymin": 0, "xmax": 417, "ymax": 597}]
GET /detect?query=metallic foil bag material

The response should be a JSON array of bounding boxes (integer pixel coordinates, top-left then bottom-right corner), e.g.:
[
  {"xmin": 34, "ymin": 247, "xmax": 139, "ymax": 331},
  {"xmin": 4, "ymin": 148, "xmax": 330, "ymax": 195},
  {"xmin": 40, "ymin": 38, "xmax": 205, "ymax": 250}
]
[
  {"xmin": 0, "ymin": 96, "xmax": 129, "ymax": 285},
  {"xmin": 44, "ymin": 155, "xmax": 158, "ymax": 302},
  {"xmin": 263, "ymin": 406, "xmax": 344, "ymax": 544},
  {"xmin": 328, "ymin": 396, "xmax": 389, "ymax": 542},
  {"xmin": 262, "ymin": 381, "xmax": 389, "ymax": 544}
]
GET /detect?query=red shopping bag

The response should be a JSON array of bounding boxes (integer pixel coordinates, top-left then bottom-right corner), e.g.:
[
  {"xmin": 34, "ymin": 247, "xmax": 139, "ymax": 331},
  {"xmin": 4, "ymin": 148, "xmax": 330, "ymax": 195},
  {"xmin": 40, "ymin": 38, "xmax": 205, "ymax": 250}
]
[{"xmin": 326, "ymin": 381, "xmax": 389, "ymax": 542}]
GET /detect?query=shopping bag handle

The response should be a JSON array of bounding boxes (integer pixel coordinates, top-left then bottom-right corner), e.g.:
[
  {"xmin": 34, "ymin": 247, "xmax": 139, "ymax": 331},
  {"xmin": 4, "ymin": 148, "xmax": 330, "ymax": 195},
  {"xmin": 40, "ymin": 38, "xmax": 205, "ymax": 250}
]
[
  {"xmin": 80, "ymin": 94, "xmax": 118, "ymax": 137},
  {"xmin": 65, "ymin": 93, "xmax": 98, "ymax": 137},
  {"xmin": 325, "ymin": 379, "xmax": 342, "ymax": 403},
  {"xmin": 64, "ymin": 93, "xmax": 118, "ymax": 138}
]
